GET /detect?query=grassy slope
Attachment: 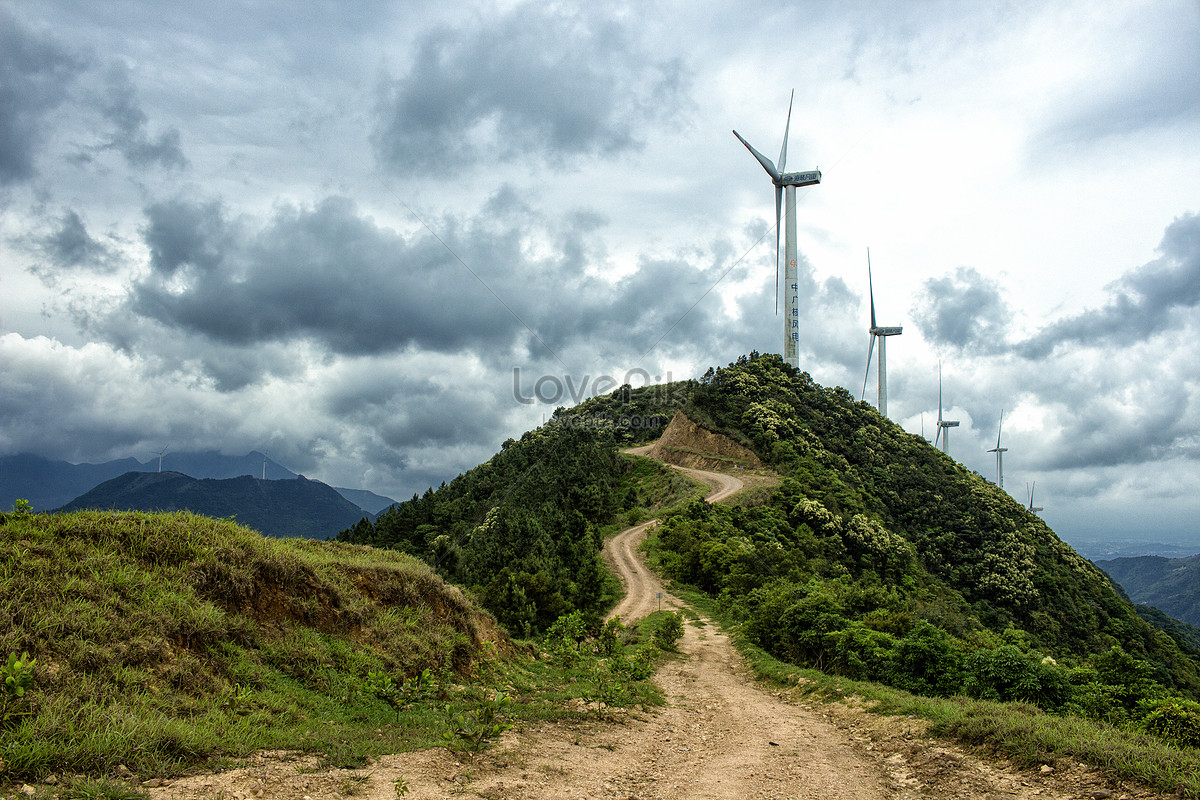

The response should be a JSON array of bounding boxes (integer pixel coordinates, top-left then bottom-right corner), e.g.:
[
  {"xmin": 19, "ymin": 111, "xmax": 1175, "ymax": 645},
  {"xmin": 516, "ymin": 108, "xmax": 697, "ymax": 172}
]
[
  {"xmin": 0, "ymin": 509, "xmax": 507, "ymax": 781},
  {"xmin": 0, "ymin": 507, "xmax": 682, "ymax": 792}
]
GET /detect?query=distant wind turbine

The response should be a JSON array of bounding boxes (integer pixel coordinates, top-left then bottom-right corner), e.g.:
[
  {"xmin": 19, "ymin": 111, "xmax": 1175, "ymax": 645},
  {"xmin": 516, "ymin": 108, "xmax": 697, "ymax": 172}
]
[
  {"xmin": 988, "ymin": 410, "xmax": 1008, "ymax": 489},
  {"xmin": 934, "ymin": 363, "xmax": 959, "ymax": 455},
  {"xmin": 151, "ymin": 445, "xmax": 169, "ymax": 473},
  {"xmin": 734, "ymin": 90, "xmax": 822, "ymax": 369},
  {"xmin": 1027, "ymin": 482, "xmax": 1044, "ymax": 514},
  {"xmin": 859, "ymin": 249, "xmax": 902, "ymax": 417}
]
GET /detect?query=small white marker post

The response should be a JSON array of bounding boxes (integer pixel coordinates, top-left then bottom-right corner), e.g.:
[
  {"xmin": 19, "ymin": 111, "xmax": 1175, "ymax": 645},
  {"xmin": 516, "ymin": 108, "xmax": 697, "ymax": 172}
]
[{"xmin": 657, "ymin": 592, "xmax": 663, "ymax": 612}]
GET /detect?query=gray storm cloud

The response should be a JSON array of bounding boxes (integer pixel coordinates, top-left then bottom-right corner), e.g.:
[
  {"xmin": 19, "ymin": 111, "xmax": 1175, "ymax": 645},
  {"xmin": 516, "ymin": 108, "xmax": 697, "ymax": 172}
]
[
  {"xmin": 372, "ymin": 4, "xmax": 688, "ymax": 176},
  {"xmin": 0, "ymin": 10, "xmax": 83, "ymax": 184},
  {"xmin": 911, "ymin": 266, "xmax": 1012, "ymax": 354},
  {"xmin": 1017, "ymin": 213, "xmax": 1200, "ymax": 358}
]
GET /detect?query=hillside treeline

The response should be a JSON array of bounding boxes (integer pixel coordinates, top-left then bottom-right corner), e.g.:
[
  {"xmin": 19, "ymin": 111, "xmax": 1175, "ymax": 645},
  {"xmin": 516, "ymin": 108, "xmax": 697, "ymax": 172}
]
[{"xmin": 338, "ymin": 420, "xmax": 647, "ymax": 634}]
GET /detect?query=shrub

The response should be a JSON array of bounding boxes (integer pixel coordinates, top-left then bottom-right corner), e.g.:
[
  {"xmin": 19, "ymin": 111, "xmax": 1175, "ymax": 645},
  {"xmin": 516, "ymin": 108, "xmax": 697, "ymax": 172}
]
[
  {"xmin": 888, "ymin": 621, "xmax": 962, "ymax": 697},
  {"xmin": 1138, "ymin": 698, "xmax": 1200, "ymax": 749},
  {"xmin": 652, "ymin": 612, "xmax": 685, "ymax": 650},
  {"xmin": 1, "ymin": 651, "xmax": 36, "ymax": 728}
]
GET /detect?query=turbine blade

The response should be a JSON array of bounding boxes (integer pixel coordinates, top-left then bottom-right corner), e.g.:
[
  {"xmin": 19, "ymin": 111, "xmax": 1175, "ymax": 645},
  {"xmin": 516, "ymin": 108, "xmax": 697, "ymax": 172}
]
[
  {"xmin": 935, "ymin": 426, "xmax": 942, "ymax": 448},
  {"xmin": 778, "ymin": 89, "xmax": 794, "ymax": 174},
  {"xmin": 867, "ymin": 249, "xmax": 877, "ymax": 330},
  {"xmin": 997, "ymin": 409, "xmax": 1004, "ymax": 448},
  {"xmin": 861, "ymin": 335, "xmax": 876, "ymax": 401},
  {"xmin": 938, "ymin": 362, "xmax": 944, "ymax": 423},
  {"xmin": 733, "ymin": 130, "xmax": 782, "ymax": 182}
]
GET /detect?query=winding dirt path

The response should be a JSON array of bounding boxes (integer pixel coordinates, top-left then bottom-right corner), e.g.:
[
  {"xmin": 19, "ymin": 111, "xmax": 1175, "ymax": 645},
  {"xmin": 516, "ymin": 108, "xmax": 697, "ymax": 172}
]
[
  {"xmin": 149, "ymin": 460, "xmax": 1117, "ymax": 800},
  {"xmin": 604, "ymin": 459, "xmax": 742, "ymax": 623}
]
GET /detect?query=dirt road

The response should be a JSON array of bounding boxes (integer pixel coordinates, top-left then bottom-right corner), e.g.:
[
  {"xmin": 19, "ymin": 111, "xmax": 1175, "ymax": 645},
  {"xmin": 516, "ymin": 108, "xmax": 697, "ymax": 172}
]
[
  {"xmin": 151, "ymin": 462, "xmax": 1103, "ymax": 800},
  {"xmin": 604, "ymin": 462, "xmax": 741, "ymax": 623}
]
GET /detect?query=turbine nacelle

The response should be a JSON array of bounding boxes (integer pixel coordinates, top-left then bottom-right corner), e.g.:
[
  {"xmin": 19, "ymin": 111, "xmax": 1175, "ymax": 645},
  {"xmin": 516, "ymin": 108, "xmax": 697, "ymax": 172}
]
[
  {"xmin": 871, "ymin": 325, "xmax": 903, "ymax": 336},
  {"xmin": 780, "ymin": 170, "xmax": 822, "ymax": 187},
  {"xmin": 730, "ymin": 133, "xmax": 822, "ymax": 189}
]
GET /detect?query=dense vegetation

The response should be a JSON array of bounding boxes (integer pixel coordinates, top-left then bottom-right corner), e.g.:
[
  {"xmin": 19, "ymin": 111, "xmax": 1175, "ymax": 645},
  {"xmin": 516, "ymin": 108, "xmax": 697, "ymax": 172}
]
[
  {"xmin": 337, "ymin": 385, "xmax": 689, "ymax": 634},
  {"xmin": 338, "ymin": 352, "xmax": 1200, "ymax": 748},
  {"xmin": 642, "ymin": 353, "xmax": 1200, "ymax": 746}
]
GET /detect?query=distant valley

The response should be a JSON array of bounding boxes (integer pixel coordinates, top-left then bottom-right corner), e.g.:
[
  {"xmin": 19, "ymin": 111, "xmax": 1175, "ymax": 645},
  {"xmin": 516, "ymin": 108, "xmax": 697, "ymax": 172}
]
[{"xmin": 1097, "ymin": 553, "xmax": 1200, "ymax": 628}]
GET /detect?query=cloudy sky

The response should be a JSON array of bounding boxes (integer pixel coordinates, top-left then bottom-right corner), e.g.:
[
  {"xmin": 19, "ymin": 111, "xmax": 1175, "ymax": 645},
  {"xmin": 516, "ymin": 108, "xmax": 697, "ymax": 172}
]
[{"xmin": 2, "ymin": 1, "xmax": 1198, "ymax": 552}]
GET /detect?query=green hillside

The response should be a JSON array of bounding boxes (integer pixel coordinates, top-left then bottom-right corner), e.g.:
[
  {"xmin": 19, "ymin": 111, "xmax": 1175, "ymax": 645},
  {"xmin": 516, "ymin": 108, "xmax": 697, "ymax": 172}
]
[
  {"xmin": 1, "ymin": 502, "xmax": 691, "ymax": 794},
  {"xmin": 339, "ymin": 352, "xmax": 1200, "ymax": 746},
  {"xmin": 633, "ymin": 354, "xmax": 1200, "ymax": 733},
  {"xmin": 338, "ymin": 404, "xmax": 690, "ymax": 635}
]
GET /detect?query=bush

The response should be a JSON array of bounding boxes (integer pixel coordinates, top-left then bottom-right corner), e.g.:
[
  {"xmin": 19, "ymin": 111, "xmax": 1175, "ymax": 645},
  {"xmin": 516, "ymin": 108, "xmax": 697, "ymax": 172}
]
[
  {"xmin": 652, "ymin": 612, "xmax": 685, "ymax": 650},
  {"xmin": 888, "ymin": 622, "xmax": 961, "ymax": 696},
  {"xmin": 1139, "ymin": 698, "xmax": 1200, "ymax": 749},
  {"xmin": 961, "ymin": 645, "xmax": 1072, "ymax": 709}
]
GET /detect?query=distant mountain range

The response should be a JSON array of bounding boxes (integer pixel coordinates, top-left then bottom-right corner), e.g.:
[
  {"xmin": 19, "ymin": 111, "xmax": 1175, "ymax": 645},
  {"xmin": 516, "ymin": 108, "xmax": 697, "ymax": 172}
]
[
  {"xmin": 1097, "ymin": 554, "xmax": 1200, "ymax": 628},
  {"xmin": 0, "ymin": 451, "xmax": 397, "ymax": 515},
  {"xmin": 56, "ymin": 471, "xmax": 370, "ymax": 540}
]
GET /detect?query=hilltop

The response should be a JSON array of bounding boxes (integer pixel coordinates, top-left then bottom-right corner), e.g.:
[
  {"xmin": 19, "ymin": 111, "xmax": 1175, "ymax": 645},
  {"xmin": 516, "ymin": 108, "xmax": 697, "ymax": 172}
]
[{"xmin": 342, "ymin": 352, "xmax": 1200, "ymax": 741}]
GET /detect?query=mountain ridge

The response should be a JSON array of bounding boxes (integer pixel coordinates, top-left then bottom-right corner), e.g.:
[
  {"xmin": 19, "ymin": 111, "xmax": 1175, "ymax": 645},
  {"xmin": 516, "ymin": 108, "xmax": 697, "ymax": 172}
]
[
  {"xmin": 0, "ymin": 451, "xmax": 397, "ymax": 514},
  {"xmin": 341, "ymin": 353, "xmax": 1199, "ymax": 696},
  {"xmin": 57, "ymin": 470, "xmax": 371, "ymax": 539}
]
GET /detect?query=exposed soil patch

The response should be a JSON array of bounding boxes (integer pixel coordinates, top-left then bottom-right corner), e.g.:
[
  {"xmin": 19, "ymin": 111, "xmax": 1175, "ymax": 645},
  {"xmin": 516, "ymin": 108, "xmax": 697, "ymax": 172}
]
[{"xmin": 645, "ymin": 411, "xmax": 762, "ymax": 472}]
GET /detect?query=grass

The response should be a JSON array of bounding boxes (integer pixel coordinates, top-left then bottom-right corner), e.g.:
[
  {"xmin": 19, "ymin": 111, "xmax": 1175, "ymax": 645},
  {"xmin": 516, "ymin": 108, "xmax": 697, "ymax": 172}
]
[
  {"xmin": 669, "ymin": 583, "xmax": 1200, "ymax": 798},
  {"xmin": 0, "ymin": 509, "xmax": 666, "ymax": 793}
]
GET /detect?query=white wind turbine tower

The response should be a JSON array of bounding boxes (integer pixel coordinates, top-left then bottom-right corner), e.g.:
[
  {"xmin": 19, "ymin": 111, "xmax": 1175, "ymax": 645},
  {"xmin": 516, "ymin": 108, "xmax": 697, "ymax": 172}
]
[
  {"xmin": 859, "ymin": 250, "xmax": 902, "ymax": 417},
  {"xmin": 934, "ymin": 363, "xmax": 959, "ymax": 455},
  {"xmin": 988, "ymin": 411, "xmax": 1008, "ymax": 489},
  {"xmin": 1027, "ymin": 482, "xmax": 1044, "ymax": 514},
  {"xmin": 734, "ymin": 90, "xmax": 822, "ymax": 369},
  {"xmin": 151, "ymin": 445, "xmax": 169, "ymax": 473}
]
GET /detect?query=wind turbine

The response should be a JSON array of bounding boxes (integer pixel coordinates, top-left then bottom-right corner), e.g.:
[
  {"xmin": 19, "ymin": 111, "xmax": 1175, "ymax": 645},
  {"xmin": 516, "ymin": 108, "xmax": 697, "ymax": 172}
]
[
  {"xmin": 1027, "ymin": 482, "xmax": 1044, "ymax": 514},
  {"xmin": 934, "ymin": 363, "xmax": 959, "ymax": 455},
  {"xmin": 988, "ymin": 411, "xmax": 1008, "ymax": 489},
  {"xmin": 151, "ymin": 445, "xmax": 169, "ymax": 473},
  {"xmin": 733, "ymin": 90, "xmax": 822, "ymax": 369},
  {"xmin": 859, "ymin": 249, "xmax": 902, "ymax": 417}
]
